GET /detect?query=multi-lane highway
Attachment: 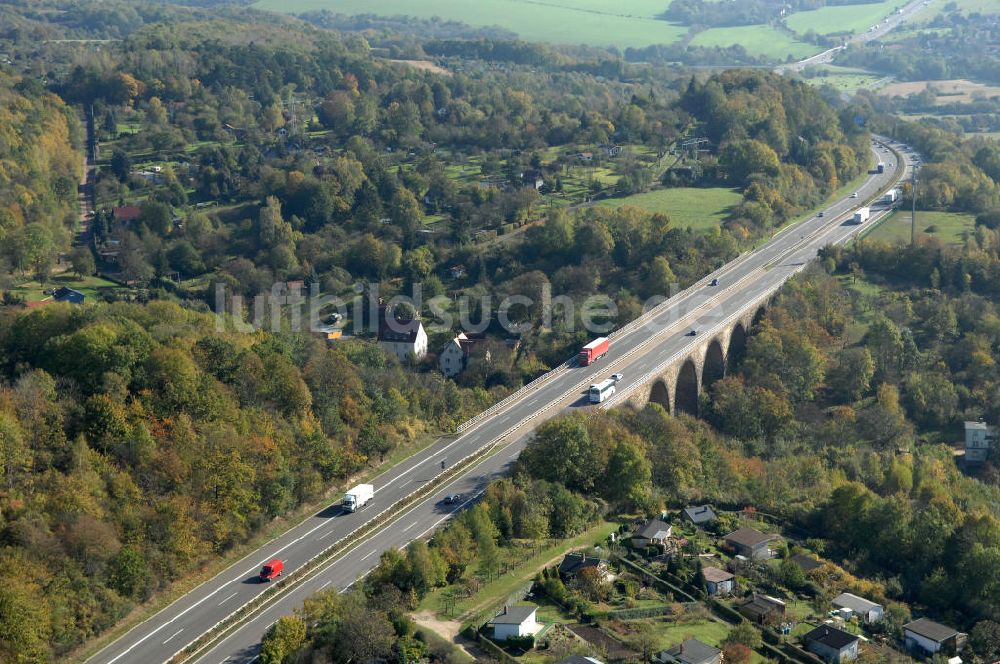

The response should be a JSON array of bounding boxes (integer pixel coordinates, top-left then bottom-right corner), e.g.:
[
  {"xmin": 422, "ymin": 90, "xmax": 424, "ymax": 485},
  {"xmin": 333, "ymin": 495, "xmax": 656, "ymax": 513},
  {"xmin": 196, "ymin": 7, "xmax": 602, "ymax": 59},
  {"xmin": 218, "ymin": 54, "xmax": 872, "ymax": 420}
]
[{"xmin": 88, "ymin": 139, "xmax": 913, "ymax": 664}]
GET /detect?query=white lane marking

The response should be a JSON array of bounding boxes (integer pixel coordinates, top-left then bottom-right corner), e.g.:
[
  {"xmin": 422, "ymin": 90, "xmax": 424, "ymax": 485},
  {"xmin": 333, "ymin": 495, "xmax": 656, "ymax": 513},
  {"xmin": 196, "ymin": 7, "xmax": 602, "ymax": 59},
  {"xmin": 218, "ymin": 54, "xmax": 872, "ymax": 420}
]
[
  {"xmin": 402, "ymin": 521, "xmax": 417, "ymax": 532},
  {"xmin": 319, "ymin": 580, "xmax": 331, "ymax": 591},
  {"xmin": 217, "ymin": 592, "xmax": 238, "ymax": 606},
  {"xmin": 361, "ymin": 549, "xmax": 377, "ymax": 561},
  {"xmin": 162, "ymin": 629, "xmax": 183, "ymax": 644},
  {"xmin": 318, "ymin": 529, "xmax": 335, "ymax": 540}
]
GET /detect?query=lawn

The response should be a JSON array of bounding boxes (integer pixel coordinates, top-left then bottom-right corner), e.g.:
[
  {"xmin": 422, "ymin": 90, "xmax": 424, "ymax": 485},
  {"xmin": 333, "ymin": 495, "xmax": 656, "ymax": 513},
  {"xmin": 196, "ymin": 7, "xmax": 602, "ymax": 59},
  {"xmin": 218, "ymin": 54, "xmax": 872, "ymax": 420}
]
[
  {"xmin": 252, "ymin": 0, "xmax": 688, "ymax": 48},
  {"xmin": 688, "ymin": 25, "xmax": 819, "ymax": 61},
  {"xmin": 785, "ymin": 0, "xmax": 905, "ymax": 36},
  {"xmin": 420, "ymin": 520, "xmax": 618, "ymax": 620},
  {"xmin": 597, "ymin": 187, "xmax": 743, "ymax": 231},
  {"xmin": 864, "ymin": 209, "xmax": 978, "ymax": 246},
  {"xmin": 652, "ymin": 619, "xmax": 767, "ymax": 664},
  {"xmin": 6, "ymin": 274, "xmax": 123, "ymax": 304},
  {"xmin": 803, "ymin": 66, "xmax": 884, "ymax": 93}
]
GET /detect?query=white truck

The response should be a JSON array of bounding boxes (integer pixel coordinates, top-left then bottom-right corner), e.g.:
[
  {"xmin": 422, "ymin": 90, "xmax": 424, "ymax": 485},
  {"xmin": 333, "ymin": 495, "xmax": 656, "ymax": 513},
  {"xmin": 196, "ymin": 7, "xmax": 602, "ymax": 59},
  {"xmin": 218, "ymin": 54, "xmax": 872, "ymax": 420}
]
[
  {"xmin": 884, "ymin": 189, "xmax": 899, "ymax": 204},
  {"xmin": 343, "ymin": 483, "xmax": 374, "ymax": 512},
  {"xmin": 853, "ymin": 207, "xmax": 871, "ymax": 224}
]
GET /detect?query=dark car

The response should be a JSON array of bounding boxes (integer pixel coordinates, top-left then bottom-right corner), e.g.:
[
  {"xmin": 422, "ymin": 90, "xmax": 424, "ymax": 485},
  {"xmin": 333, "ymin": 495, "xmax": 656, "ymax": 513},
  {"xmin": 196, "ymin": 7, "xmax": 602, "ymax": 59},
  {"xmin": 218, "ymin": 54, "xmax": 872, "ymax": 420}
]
[
  {"xmin": 686, "ymin": 329, "xmax": 698, "ymax": 336},
  {"xmin": 710, "ymin": 278, "xmax": 719, "ymax": 286},
  {"xmin": 443, "ymin": 493, "xmax": 462, "ymax": 504},
  {"xmin": 818, "ymin": 211, "xmax": 825, "ymax": 217}
]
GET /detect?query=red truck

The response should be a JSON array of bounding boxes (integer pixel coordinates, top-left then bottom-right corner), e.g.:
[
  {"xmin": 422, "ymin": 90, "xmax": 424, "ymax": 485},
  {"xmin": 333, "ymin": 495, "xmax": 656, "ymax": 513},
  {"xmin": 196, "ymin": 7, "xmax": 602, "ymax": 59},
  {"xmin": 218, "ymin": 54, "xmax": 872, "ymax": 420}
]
[
  {"xmin": 259, "ymin": 558, "xmax": 284, "ymax": 582},
  {"xmin": 578, "ymin": 337, "xmax": 610, "ymax": 366}
]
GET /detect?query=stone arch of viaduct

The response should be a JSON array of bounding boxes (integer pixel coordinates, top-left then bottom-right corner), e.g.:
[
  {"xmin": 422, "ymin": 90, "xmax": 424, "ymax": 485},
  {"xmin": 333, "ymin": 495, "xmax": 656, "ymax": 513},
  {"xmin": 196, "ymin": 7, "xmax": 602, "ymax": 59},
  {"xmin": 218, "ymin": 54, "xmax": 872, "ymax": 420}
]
[{"xmin": 624, "ymin": 301, "xmax": 769, "ymax": 417}]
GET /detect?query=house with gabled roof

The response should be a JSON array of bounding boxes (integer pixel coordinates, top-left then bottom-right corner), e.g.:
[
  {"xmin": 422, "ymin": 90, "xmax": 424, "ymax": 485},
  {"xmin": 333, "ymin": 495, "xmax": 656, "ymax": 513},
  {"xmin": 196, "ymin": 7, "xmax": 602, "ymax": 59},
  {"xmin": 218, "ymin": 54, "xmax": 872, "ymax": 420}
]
[{"xmin": 804, "ymin": 625, "xmax": 860, "ymax": 663}]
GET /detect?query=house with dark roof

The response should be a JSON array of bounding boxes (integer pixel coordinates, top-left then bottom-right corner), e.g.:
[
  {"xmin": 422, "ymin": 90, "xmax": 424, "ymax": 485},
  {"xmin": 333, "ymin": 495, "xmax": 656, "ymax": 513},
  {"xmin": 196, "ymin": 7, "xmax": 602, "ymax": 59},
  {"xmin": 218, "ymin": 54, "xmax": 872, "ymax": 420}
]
[
  {"xmin": 701, "ymin": 566, "xmax": 734, "ymax": 596},
  {"xmin": 520, "ymin": 169, "xmax": 544, "ymax": 190},
  {"xmin": 377, "ymin": 313, "xmax": 427, "ymax": 361},
  {"xmin": 832, "ymin": 593, "xmax": 883, "ymax": 624},
  {"xmin": 631, "ymin": 519, "xmax": 672, "ymax": 548},
  {"xmin": 724, "ymin": 528, "xmax": 774, "ymax": 559},
  {"xmin": 489, "ymin": 605, "xmax": 538, "ymax": 641},
  {"xmin": 791, "ymin": 553, "xmax": 823, "ymax": 574},
  {"xmin": 904, "ymin": 618, "xmax": 967, "ymax": 656},
  {"xmin": 557, "ymin": 553, "xmax": 609, "ymax": 582},
  {"xmin": 804, "ymin": 625, "xmax": 860, "ymax": 663},
  {"xmin": 655, "ymin": 638, "xmax": 722, "ymax": 664},
  {"xmin": 738, "ymin": 594, "xmax": 786, "ymax": 625},
  {"xmin": 682, "ymin": 505, "xmax": 718, "ymax": 526},
  {"xmin": 53, "ymin": 287, "xmax": 85, "ymax": 304}
]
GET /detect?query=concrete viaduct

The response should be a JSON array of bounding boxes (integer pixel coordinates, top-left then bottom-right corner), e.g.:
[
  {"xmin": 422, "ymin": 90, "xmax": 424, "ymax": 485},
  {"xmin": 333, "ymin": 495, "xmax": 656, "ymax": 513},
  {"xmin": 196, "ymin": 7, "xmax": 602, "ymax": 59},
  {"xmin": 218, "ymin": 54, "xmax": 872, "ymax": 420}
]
[{"xmin": 609, "ymin": 289, "xmax": 773, "ymax": 417}]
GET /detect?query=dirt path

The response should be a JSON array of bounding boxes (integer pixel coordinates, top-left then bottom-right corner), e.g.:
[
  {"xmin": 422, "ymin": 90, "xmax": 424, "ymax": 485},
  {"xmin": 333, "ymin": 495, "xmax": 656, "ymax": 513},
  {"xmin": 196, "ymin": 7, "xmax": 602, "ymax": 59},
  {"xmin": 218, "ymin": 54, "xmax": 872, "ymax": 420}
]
[{"xmin": 411, "ymin": 610, "xmax": 482, "ymax": 659}]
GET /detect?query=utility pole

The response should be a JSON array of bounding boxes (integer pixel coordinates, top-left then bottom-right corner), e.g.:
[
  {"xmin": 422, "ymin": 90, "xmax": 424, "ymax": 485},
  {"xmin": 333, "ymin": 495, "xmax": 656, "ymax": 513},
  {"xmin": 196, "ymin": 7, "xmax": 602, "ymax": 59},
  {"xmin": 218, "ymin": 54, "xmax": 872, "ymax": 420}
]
[{"xmin": 910, "ymin": 169, "xmax": 918, "ymax": 247}]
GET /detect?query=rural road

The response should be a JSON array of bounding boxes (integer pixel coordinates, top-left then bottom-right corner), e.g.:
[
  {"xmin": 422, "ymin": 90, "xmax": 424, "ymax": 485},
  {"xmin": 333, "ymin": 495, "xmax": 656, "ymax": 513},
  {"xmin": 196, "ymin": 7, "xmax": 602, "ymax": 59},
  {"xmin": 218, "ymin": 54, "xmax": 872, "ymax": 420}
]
[{"xmin": 86, "ymin": 137, "xmax": 914, "ymax": 664}]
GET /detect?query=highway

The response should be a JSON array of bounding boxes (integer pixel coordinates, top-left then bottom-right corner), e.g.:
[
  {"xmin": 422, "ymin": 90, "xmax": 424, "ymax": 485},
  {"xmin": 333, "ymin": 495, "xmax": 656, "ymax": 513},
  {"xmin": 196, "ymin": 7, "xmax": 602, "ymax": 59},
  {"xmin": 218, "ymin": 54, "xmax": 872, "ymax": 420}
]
[
  {"xmin": 87, "ymin": 139, "xmax": 913, "ymax": 664},
  {"xmin": 778, "ymin": 0, "xmax": 934, "ymax": 73}
]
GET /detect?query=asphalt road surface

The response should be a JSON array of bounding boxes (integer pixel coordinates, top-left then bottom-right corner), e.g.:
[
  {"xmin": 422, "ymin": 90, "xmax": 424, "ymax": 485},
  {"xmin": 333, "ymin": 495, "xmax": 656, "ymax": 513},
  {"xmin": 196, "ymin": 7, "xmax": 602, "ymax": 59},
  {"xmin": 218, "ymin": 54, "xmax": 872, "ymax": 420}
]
[{"xmin": 88, "ymin": 139, "xmax": 914, "ymax": 664}]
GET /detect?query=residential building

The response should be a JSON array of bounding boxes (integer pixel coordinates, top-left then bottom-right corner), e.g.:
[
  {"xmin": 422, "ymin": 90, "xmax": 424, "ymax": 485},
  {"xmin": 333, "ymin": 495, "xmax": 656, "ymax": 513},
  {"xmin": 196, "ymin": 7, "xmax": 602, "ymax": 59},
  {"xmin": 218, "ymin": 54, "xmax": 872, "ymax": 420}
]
[
  {"xmin": 557, "ymin": 553, "xmax": 609, "ymax": 582},
  {"xmin": 53, "ymin": 287, "xmax": 85, "ymax": 304},
  {"xmin": 489, "ymin": 605, "xmax": 538, "ymax": 641},
  {"xmin": 439, "ymin": 332, "xmax": 489, "ymax": 377},
  {"xmin": 904, "ymin": 618, "xmax": 967, "ymax": 656},
  {"xmin": 724, "ymin": 528, "xmax": 774, "ymax": 559},
  {"xmin": 631, "ymin": 519, "xmax": 672, "ymax": 548},
  {"xmin": 112, "ymin": 205, "xmax": 143, "ymax": 223},
  {"xmin": 377, "ymin": 315, "xmax": 427, "ymax": 361},
  {"xmin": 702, "ymin": 567, "xmax": 734, "ymax": 596},
  {"xmin": 804, "ymin": 625, "xmax": 860, "ymax": 663},
  {"xmin": 520, "ymin": 169, "xmax": 544, "ymax": 190},
  {"xmin": 738, "ymin": 594, "xmax": 786, "ymax": 625},
  {"xmin": 682, "ymin": 505, "xmax": 718, "ymax": 526},
  {"xmin": 655, "ymin": 638, "xmax": 722, "ymax": 664},
  {"xmin": 832, "ymin": 593, "xmax": 884, "ymax": 624},
  {"xmin": 964, "ymin": 421, "xmax": 996, "ymax": 463}
]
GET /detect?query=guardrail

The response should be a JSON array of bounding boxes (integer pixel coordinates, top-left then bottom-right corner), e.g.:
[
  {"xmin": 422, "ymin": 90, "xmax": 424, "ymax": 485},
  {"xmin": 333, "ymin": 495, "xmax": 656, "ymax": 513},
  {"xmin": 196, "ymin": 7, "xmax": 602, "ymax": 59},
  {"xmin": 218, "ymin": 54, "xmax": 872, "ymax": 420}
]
[{"xmin": 168, "ymin": 426, "xmax": 518, "ymax": 664}]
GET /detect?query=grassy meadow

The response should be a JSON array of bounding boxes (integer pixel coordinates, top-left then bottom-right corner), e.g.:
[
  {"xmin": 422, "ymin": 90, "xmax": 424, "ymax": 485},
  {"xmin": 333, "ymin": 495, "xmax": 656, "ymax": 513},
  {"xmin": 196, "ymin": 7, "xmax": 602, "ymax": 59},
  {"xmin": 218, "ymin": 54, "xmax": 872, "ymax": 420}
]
[{"xmin": 597, "ymin": 187, "xmax": 743, "ymax": 231}]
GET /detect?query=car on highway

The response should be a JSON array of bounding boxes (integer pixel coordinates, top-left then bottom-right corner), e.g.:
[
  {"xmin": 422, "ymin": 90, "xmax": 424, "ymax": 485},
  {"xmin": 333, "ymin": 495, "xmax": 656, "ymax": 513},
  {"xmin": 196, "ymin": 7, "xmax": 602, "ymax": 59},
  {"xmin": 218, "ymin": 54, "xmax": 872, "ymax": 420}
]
[
  {"xmin": 611, "ymin": 373, "xmax": 623, "ymax": 382},
  {"xmin": 686, "ymin": 329, "xmax": 698, "ymax": 336},
  {"xmin": 259, "ymin": 559, "xmax": 283, "ymax": 582},
  {"xmin": 710, "ymin": 278, "xmax": 719, "ymax": 286},
  {"xmin": 818, "ymin": 211, "xmax": 825, "ymax": 217},
  {"xmin": 851, "ymin": 192, "xmax": 859, "ymax": 198},
  {"xmin": 443, "ymin": 493, "xmax": 463, "ymax": 505}
]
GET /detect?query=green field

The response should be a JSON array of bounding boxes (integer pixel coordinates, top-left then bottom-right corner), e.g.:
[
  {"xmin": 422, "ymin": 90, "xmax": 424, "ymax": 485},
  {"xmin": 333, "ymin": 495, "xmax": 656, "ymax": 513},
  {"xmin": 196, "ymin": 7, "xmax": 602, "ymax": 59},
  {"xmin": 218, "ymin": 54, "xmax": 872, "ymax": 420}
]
[
  {"xmin": 865, "ymin": 209, "xmax": 978, "ymax": 245},
  {"xmin": 785, "ymin": 0, "xmax": 904, "ymax": 36},
  {"xmin": 252, "ymin": 0, "xmax": 688, "ymax": 48},
  {"xmin": 909, "ymin": 0, "xmax": 997, "ymax": 22},
  {"xmin": 597, "ymin": 187, "xmax": 743, "ymax": 231},
  {"xmin": 688, "ymin": 25, "xmax": 819, "ymax": 60},
  {"xmin": 803, "ymin": 65, "xmax": 884, "ymax": 93},
  {"xmin": 6, "ymin": 274, "xmax": 122, "ymax": 303}
]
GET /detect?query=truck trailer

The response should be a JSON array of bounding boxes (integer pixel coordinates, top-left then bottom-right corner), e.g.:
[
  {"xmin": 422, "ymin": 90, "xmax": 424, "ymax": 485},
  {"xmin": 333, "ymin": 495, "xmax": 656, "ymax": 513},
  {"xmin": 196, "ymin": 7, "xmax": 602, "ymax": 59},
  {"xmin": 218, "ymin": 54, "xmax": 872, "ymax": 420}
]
[
  {"xmin": 578, "ymin": 337, "xmax": 610, "ymax": 366},
  {"xmin": 853, "ymin": 207, "xmax": 871, "ymax": 224},
  {"xmin": 884, "ymin": 189, "xmax": 898, "ymax": 204},
  {"xmin": 343, "ymin": 483, "xmax": 374, "ymax": 512}
]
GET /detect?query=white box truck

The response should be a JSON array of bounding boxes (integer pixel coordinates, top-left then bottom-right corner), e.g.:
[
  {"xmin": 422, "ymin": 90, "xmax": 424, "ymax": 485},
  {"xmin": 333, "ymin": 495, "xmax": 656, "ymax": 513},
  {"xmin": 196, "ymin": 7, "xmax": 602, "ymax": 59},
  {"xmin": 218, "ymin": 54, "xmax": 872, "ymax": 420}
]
[
  {"xmin": 343, "ymin": 483, "xmax": 374, "ymax": 512},
  {"xmin": 853, "ymin": 207, "xmax": 871, "ymax": 224},
  {"xmin": 884, "ymin": 189, "xmax": 898, "ymax": 204}
]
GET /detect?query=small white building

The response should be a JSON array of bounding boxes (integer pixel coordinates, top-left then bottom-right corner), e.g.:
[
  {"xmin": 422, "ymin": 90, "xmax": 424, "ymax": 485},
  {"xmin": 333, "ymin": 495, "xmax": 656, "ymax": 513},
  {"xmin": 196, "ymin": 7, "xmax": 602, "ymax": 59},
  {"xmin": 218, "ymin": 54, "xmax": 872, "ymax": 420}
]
[
  {"xmin": 964, "ymin": 421, "xmax": 995, "ymax": 463},
  {"xmin": 377, "ymin": 317, "xmax": 427, "ymax": 361},
  {"xmin": 832, "ymin": 592, "xmax": 883, "ymax": 624},
  {"xmin": 490, "ymin": 605, "xmax": 537, "ymax": 641},
  {"xmin": 904, "ymin": 618, "xmax": 967, "ymax": 656},
  {"xmin": 439, "ymin": 332, "xmax": 489, "ymax": 377}
]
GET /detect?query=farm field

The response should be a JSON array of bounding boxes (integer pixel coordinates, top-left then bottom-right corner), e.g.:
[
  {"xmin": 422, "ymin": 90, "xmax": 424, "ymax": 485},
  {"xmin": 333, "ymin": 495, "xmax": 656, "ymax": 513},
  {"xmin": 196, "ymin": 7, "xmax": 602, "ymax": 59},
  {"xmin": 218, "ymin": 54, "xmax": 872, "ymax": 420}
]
[
  {"xmin": 688, "ymin": 25, "xmax": 819, "ymax": 61},
  {"xmin": 597, "ymin": 187, "xmax": 743, "ymax": 231},
  {"xmin": 878, "ymin": 79, "xmax": 1000, "ymax": 103},
  {"xmin": 785, "ymin": 0, "xmax": 905, "ymax": 36},
  {"xmin": 252, "ymin": 0, "xmax": 688, "ymax": 48},
  {"xmin": 908, "ymin": 0, "xmax": 997, "ymax": 21},
  {"xmin": 803, "ymin": 65, "xmax": 885, "ymax": 92},
  {"xmin": 865, "ymin": 209, "xmax": 978, "ymax": 245}
]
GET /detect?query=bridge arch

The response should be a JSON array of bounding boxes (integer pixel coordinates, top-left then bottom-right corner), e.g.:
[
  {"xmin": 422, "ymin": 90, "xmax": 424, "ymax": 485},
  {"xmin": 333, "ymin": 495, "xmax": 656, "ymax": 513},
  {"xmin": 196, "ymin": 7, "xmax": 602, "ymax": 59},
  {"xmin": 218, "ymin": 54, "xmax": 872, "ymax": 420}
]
[
  {"xmin": 650, "ymin": 378, "xmax": 671, "ymax": 413},
  {"xmin": 674, "ymin": 358, "xmax": 700, "ymax": 417},
  {"xmin": 751, "ymin": 305, "xmax": 767, "ymax": 331},
  {"xmin": 727, "ymin": 322, "xmax": 748, "ymax": 373},
  {"xmin": 703, "ymin": 338, "xmax": 726, "ymax": 388}
]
